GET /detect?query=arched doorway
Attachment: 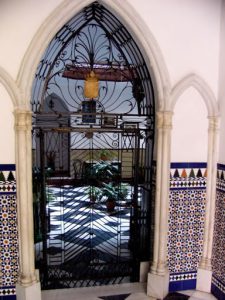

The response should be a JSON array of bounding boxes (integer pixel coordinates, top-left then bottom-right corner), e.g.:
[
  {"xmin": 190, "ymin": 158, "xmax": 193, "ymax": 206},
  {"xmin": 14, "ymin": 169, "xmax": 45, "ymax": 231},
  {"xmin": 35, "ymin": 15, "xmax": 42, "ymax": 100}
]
[{"xmin": 31, "ymin": 1, "xmax": 155, "ymax": 289}]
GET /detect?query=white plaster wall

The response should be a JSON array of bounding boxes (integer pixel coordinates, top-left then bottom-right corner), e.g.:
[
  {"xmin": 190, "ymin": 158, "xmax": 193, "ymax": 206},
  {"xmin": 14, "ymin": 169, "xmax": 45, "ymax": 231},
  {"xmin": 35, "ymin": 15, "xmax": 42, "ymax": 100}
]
[
  {"xmin": 0, "ymin": 84, "xmax": 15, "ymax": 163},
  {"xmin": 171, "ymin": 87, "xmax": 208, "ymax": 162},
  {"xmin": 0, "ymin": 0, "xmax": 222, "ymax": 164},
  {"xmin": 128, "ymin": 0, "xmax": 221, "ymax": 96},
  {"xmin": 0, "ymin": 0, "xmax": 221, "ymax": 93},
  {"xmin": 0, "ymin": 0, "xmax": 63, "ymax": 79},
  {"xmin": 218, "ymin": 0, "xmax": 225, "ymax": 163}
]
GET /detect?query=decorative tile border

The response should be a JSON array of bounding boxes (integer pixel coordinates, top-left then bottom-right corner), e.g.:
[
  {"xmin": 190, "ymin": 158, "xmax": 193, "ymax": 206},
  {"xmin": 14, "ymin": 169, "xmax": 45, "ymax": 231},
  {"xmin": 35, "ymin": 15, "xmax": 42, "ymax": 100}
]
[
  {"xmin": 0, "ymin": 164, "xmax": 16, "ymax": 194},
  {"xmin": 0, "ymin": 286, "xmax": 16, "ymax": 296},
  {"xmin": 211, "ymin": 276, "xmax": 225, "ymax": 300},
  {"xmin": 169, "ymin": 271, "xmax": 197, "ymax": 292},
  {"xmin": 0, "ymin": 165, "xmax": 18, "ymax": 298},
  {"xmin": 170, "ymin": 162, "xmax": 207, "ymax": 190},
  {"xmin": 211, "ymin": 164, "xmax": 225, "ymax": 300},
  {"xmin": 217, "ymin": 164, "xmax": 225, "ymax": 191},
  {"xmin": 168, "ymin": 162, "xmax": 207, "ymax": 291}
]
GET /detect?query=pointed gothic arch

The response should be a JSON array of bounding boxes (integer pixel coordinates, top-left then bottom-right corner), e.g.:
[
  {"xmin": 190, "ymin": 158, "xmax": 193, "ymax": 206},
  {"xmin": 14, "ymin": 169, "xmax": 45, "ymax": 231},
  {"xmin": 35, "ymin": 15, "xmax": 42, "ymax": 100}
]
[
  {"xmin": 170, "ymin": 73, "xmax": 219, "ymax": 117},
  {"xmin": 30, "ymin": 1, "xmax": 158, "ymax": 288},
  {"xmin": 16, "ymin": 0, "xmax": 170, "ymax": 111},
  {"xmin": 0, "ymin": 66, "xmax": 20, "ymax": 106},
  {"xmin": 13, "ymin": 1, "xmax": 170, "ymax": 298},
  {"xmin": 168, "ymin": 73, "xmax": 220, "ymax": 297}
]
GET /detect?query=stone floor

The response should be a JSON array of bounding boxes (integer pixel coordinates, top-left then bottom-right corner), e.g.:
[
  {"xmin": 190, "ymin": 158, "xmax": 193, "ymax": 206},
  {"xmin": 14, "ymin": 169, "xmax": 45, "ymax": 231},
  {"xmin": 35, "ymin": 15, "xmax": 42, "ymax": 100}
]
[{"xmin": 41, "ymin": 282, "xmax": 217, "ymax": 300}]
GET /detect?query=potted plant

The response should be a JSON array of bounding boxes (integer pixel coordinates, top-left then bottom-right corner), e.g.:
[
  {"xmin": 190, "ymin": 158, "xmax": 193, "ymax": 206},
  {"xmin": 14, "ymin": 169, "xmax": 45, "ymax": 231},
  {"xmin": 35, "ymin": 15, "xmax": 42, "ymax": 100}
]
[
  {"xmin": 87, "ymin": 186, "xmax": 102, "ymax": 204},
  {"xmin": 86, "ymin": 160, "xmax": 120, "ymax": 185},
  {"xmin": 101, "ymin": 182, "xmax": 117, "ymax": 212},
  {"xmin": 101, "ymin": 182, "xmax": 128, "ymax": 212}
]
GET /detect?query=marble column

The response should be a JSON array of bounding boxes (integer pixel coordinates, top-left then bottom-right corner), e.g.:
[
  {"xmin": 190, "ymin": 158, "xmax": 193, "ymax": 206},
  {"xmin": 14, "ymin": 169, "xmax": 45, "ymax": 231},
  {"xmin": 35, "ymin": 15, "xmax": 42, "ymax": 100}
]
[
  {"xmin": 197, "ymin": 116, "xmax": 220, "ymax": 293},
  {"xmin": 150, "ymin": 112, "xmax": 163, "ymax": 274},
  {"xmin": 14, "ymin": 110, "xmax": 41, "ymax": 300},
  {"xmin": 147, "ymin": 111, "xmax": 173, "ymax": 299}
]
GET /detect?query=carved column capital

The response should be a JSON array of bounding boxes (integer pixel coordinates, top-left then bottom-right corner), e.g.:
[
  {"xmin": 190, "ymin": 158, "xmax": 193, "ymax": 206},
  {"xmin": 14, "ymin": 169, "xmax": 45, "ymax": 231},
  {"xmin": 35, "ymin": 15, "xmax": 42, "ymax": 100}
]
[
  {"xmin": 156, "ymin": 111, "xmax": 173, "ymax": 130},
  {"xmin": 156, "ymin": 111, "xmax": 164, "ymax": 129},
  {"xmin": 163, "ymin": 111, "xmax": 173, "ymax": 130},
  {"xmin": 208, "ymin": 116, "xmax": 220, "ymax": 131},
  {"xmin": 14, "ymin": 110, "xmax": 32, "ymax": 131}
]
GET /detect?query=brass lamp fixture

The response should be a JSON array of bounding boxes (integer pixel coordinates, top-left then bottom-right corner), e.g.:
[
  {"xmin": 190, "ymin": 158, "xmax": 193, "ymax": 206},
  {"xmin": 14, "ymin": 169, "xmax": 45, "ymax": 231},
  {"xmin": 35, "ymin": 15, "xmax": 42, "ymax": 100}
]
[{"xmin": 84, "ymin": 70, "xmax": 99, "ymax": 98}]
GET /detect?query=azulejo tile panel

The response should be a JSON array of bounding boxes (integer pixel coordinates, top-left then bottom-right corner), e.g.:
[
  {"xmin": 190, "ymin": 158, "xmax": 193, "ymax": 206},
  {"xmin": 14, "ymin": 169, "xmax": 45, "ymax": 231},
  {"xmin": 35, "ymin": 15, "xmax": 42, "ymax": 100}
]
[
  {"xmin": 168, "ymin": 163, "xmax": 207, "ymax": 291},
  {"xmin": 0, "ymin": 164, "xmax": 18, "ymax": 298},
  {"xmin": 211, "ymin": 164, "xmax": 225, "ymax": 300},
  {"xmin": 169, "ymin": 271, "xmax": 197, "ymax": 292}
]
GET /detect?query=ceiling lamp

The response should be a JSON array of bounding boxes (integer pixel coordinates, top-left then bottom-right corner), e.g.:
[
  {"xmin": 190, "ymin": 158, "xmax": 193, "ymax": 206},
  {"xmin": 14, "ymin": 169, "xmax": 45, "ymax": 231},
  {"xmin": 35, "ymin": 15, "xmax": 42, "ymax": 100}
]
[{"xmin": 84, "ymin": 70, "xmax": 99, "ymax": 98}]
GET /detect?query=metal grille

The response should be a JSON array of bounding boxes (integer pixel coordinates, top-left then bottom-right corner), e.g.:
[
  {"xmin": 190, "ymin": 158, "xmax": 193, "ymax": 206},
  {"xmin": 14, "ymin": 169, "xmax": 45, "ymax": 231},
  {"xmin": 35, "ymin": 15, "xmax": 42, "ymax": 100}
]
[{"xmin": 32, "ymin": 1, "xmax": 155, "ymax": 290}]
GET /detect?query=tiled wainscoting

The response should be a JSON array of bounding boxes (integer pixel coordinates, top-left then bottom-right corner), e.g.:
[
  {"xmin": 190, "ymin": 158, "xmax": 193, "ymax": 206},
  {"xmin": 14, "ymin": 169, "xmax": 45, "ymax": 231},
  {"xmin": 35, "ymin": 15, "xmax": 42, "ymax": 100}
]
[
  {"xmin": 168, "ymin": 163, "xmax": 207, "ymax": 292},
  {"xmin": 0, "ymin": 161, "xmax": 223, "ymax": 300},
  {"xmin": 0, "ymin": 164, "xmax": 18, "ymax": 300},
  {"xmin": 211, "ymin": 164, "xmax": 225, "ymax": 300}
]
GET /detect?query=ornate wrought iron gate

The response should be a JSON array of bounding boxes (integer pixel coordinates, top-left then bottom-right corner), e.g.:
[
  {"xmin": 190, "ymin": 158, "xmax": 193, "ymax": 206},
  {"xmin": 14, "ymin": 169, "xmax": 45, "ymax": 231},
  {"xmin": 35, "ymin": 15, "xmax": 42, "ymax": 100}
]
[
  {"xmin": 31, "ymin": 1, "xmax": 155, "ymax": 290},
  {"xmin": 33, "ymin": 123, "xmax": 152, "ymax": 289}
]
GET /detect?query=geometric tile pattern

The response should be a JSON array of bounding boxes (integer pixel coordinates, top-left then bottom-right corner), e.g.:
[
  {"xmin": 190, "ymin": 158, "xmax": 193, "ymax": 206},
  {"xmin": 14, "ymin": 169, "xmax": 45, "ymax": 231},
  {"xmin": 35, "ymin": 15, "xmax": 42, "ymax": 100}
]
[
  {"xmin": 211, "ymin": 277, "xmax": 225, "ymax": 300},
  {"xmin": 211, "ymin": 164, "xmax": 225, "ymax": 299},
  {"xmin": 168, "ymin": 189, "xmax": 206, "ymax": 273},
  {"xmin": 0, "ymin": 286, "xmax": 16, "ymax": 296},
  {"xmin": 0, "ymin": 165, "xmax": 18, "ymax": 296},
  {"xmin": 0, "ymin": 194, "xmax": 19, "ymax": 286},
  {"xmin": 168, "ymin": 163, "xmax": 207, "ymax": 290},
  {"xmin": 169, "ymin": 271, "xmax": 197, "ymax": 292},
  {"xmin": 169, "ymin": 272, "xmax": 197, "ymax": 282}
]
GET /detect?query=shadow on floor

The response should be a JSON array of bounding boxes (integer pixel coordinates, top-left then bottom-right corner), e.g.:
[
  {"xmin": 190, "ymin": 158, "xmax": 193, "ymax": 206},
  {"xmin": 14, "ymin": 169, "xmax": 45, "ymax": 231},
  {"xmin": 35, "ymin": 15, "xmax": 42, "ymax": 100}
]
[{"xmin": 164, "ymin": 292, "xmax": 189, "ymax": 300}]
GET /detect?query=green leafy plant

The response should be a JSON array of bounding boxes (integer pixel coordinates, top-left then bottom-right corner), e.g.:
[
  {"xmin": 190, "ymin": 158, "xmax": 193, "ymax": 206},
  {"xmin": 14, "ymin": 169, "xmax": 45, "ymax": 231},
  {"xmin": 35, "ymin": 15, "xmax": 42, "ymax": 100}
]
[
  {"xmin": 86, "ymin": 160, "xmax": 120, "ymax": 184},
  {"xmin": 100, "ymin": 182, "xmax": 129, "ymax": 212},
  {"xmin": 87, "ymin": 186, "xmax": 102, "ymax": 203},
  {"xmin": 101, "ymin": 182, "xmax": 128, "ymax": 202}
]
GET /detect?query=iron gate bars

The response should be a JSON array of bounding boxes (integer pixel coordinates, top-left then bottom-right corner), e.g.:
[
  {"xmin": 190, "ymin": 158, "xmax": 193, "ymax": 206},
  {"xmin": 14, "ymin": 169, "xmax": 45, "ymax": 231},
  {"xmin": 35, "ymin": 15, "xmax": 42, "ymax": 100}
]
[
  {"xmin": 31, "ymin": 2, "xmax": 154, "ymax": 121},
  {"xmin": 32, "ymin": 0, "xmax": 155, "ymax": 290}
]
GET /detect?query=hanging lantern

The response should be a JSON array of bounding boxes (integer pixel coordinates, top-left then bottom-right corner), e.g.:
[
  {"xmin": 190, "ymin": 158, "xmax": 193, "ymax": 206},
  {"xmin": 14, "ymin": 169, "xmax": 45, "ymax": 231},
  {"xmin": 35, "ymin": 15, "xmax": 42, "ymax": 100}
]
[{"xmin": 84, "ymin": 70, "xmax": 99, "ymax": 98}]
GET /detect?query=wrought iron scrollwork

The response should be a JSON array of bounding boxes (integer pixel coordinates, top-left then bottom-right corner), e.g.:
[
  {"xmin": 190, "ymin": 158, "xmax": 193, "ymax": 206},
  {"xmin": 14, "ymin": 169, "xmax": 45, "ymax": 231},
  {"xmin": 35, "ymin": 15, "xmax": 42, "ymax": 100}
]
[
  {"xmin": 32, "ymin": 1, "xmax": 155, "ymax": 290},
  {"xmin": 32, "ymin": 2, "xmax": 154, "ymax": 126}
]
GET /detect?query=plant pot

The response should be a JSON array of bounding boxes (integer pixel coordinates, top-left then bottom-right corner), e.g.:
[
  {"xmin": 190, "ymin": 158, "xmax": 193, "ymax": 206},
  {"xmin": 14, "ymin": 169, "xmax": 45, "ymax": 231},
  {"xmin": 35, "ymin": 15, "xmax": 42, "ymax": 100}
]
[
  {"xmin": 100, "ymin": 154, "xmax": 108, "ymax": 161},
  {"xmin": 106, "ymin": 199, "xmax": 116, "ymax": 212}
]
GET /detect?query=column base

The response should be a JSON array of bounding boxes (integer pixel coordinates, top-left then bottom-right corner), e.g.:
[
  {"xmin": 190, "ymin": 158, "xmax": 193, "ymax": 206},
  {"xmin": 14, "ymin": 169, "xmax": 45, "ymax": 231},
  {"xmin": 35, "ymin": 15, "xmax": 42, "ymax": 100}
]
[
  {"xmin": 196, "ymin": 268, "xmax": 212, "ymax": 293},
  {"xmin": 147, "ymin": 270, "xmax": 169, "ymax": 299},
  {"xmin": 139, "ymin": 261, "xmax": 150, "ymax": 283},
  {"xmin": 16, "ymin": 281, "xmax": 41, "ymax": 300}
]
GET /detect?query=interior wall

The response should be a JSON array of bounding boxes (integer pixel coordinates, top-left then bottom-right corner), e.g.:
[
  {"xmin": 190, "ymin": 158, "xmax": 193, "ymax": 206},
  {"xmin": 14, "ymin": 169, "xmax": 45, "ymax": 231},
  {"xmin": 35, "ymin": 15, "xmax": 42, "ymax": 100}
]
[
  {"xmin": 218, "ymin": 0, "xmax": 225, "ymax": 162},
  {"xmin": 171, "ymin": 87, "xmax": 208, "ymax": 162},
  {"xmin": 212, "ymin": 4, "xmax": 225, "ymax": 299},
  {"xmin": 0, "ymin": 0, "xmax": 63, "ymax": 79},
  {"xmin": 0, "ymin": 84, "xmax": 15, "ymax": 164},
  {"xmin": 0, "ymin": 83, "xmax": 17, "ymax": 298},
  {"xmin": 127, "ymin": 0, "xmax": 221, "ymax": 95},
  {"xmin": 168, "ymin": 89, "xmax": 208, "ymax": 291},
  {"xmin": 0, "ymin": 0, "xmax": 221, "ymax": 95},
  {"xmin": 0, "ymin": 0, "xmax": 222, "ymax": 298}
]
